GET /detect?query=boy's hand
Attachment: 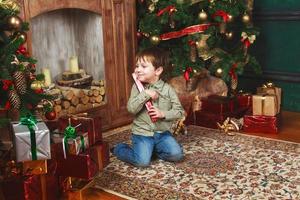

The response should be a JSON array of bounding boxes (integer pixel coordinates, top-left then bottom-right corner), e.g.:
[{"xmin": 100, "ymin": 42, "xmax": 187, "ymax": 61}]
[
  {"xmin": 145, "ymin": 89, "xmax": 159, "ymax": 101},
  {"xmin": 148, "ymin": 105, "xmax": 165, "ymax": 119}
]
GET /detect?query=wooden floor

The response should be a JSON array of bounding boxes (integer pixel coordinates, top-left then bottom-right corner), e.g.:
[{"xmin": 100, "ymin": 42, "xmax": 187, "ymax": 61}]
[{"xmin": 83, "ymin": 110, "xmax": 300, "ymax": 200}]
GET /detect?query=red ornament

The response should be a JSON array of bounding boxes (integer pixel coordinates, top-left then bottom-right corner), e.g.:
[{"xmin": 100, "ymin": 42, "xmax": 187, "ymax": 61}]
[
  {"xmin": 183, "ymin": 67, "xmax": 193, "ymax": 81},
  {"xmin": 26, "ymin": 103, "xmax": 33, "ymax": 110},
  {"xmin": 229, "ymin": 63, "xmax": 238, "ymax": 80},
  {"xmin": 34, "ymin": 88, "xmax": 43, "ymax": 94},
  {"xmin": 2, "ymin": 80, "xmax": 13, "ymax": 90},
  {"xmin": 4, "ymin": 101, "xmax": 11, "ymax": 109},
  {"xmin": 45, "ymin": 110, "xmax": 56, "ymax": 120},
  {"xmin": 16, "ymin": 45, "xmax": 29, "ymax": 57},
  {"xmin": 137, "ymin": 31, "xmax": 143, "ymax": 40}
]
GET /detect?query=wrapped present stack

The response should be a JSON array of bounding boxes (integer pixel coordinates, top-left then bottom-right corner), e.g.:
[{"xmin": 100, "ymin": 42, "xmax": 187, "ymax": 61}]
[
  {"xmin": 186, "ymin": 94, "xmax": 250, "ymax": 129},
  {"xmin": 0, "ymin": 113, "xmax": 109, "ymax": 200},
  {"xmin": 243, "ymin": 82, "xmax": 282, "ymax": 134}
]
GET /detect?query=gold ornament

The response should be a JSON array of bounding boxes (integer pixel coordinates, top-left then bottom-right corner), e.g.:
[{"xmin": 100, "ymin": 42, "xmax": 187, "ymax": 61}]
[
  {"xmin": 30, "ymin": 80, "xmax": 44, "ymax": 90},
  {"xmin": 227, "ymin": 14, "xmax": 234, "ymax": 23},
  {"xmin": 150, "ymin": 35, "xmax": 161, "ymax": 45},
  {"xmin": 0, "ymin": 0, "xmax": 20, "ymax": 11},
  {"xmin": 215, "ymin": 68, "xmax": 223, "ymax": 77},
  {"xmin": 198, "ymin": 10, "xmax": 208, "ymax": 22},
  {"xmin": 17, "ymin": 32, "xmax": 27, "ymax": 43},
  {"xmin": 225, "ymin": 31, "xmax": 234, "ymax": 40},
  {"xmin": 7, "ymin": 15, "xmax": 22, "ymax": 30},
  {"xmin": 242, "ymin": 13, "xmax": 251, "ymax": 24},
  {"xmin": 148, "ymin": 3, "xmax": 155, "ymax": 13}
]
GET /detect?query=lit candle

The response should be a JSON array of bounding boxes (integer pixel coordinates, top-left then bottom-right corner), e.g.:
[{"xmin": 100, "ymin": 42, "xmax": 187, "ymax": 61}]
[
  {"xmin": 69, "ymin": 56, "xmax": 79, "ymax": 73},
  {"xmin": 42, "ymin": 67, "xmax": 52, "ymax": 87}
]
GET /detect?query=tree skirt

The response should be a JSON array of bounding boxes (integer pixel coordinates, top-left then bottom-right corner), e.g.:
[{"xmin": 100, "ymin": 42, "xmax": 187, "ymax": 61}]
[{"xmin": 93, "ymin": 125, "xmax": 300, "ymax": 200}]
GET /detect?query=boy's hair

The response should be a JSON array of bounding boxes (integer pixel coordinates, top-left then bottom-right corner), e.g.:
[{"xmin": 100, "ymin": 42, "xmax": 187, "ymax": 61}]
[{"xmin": 136, "ymin": 47, "xmax": 171, "ymax": 81}]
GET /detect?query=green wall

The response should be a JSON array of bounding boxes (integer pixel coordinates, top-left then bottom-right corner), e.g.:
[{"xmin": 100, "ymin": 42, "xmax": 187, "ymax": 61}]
[{"xmin": 239, "ymin": 1, "xmax": 300, "ymax": 112}]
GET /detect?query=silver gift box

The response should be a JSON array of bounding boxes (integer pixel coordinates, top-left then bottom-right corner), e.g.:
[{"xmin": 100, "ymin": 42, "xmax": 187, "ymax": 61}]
[{"xmin": 12, "ymin": 121, "xmax": 51, "ymax": 162}]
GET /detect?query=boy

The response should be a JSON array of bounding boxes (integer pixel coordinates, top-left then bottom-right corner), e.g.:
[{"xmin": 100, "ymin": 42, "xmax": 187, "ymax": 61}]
[{"xmin": 112, "ymin": 47, "xmax": 185, "ymax": 167}]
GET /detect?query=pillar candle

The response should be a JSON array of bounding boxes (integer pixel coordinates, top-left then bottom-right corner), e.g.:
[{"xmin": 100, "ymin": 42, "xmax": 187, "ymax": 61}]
[
  {"xmin": 69, "ymin": 56, "xmax": 79, "ymax": 73},
  {"xmin": 42, "ymin": 67, "xmax": 52, "ymax": 87}
]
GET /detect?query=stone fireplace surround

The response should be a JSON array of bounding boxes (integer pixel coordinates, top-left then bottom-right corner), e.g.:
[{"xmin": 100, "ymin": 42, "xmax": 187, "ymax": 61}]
[{"xmin": 19, "ymin": 0, "xmax": 136, "ymax": 131}]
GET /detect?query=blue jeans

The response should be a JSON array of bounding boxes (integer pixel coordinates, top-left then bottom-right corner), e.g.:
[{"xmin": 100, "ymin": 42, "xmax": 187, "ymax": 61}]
[{"xmin": 113, "ymin": 131, "xmax": 183, "ymax": 167}]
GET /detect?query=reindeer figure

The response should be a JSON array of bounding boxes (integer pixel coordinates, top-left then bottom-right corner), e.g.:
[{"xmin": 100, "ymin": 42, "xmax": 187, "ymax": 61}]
[{"xmin": 168, "ymin": 68, "xmax": 228, "ymax": 113}]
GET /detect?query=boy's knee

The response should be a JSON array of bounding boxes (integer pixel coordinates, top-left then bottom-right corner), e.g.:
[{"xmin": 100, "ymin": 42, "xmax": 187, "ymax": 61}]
[
  {"xmin": 167, "ymin": 150, "xmax": 184, "ymax": 162},
  {"xmin": 133, "ymin": 157, "xmax": 151, "ymax": 167}
]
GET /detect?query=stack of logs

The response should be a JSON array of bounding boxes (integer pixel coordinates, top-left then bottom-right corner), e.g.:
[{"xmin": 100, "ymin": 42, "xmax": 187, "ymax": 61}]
[{"xmin": 51, "ymin": 80, "xmax": 105, "ymax": 117}]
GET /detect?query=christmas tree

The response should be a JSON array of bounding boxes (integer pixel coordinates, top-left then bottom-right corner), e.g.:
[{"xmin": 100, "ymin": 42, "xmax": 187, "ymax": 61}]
[
  {"xmin": 0, "ymin": 0, "xmax": 50, "ymax": 121},
  {"xmin": 137, "ymin": 0, "xmax": 261, "ymax": 90}
]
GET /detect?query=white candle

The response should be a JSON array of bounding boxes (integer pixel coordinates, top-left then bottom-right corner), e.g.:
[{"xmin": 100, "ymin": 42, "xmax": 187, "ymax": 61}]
[
  {"xmin": 69, "ymin": 56, "xmax": 79, "ymax": 73},
  {"xmin": 42, "ymin": 67, "xmax": 52, "ymax": 87}
]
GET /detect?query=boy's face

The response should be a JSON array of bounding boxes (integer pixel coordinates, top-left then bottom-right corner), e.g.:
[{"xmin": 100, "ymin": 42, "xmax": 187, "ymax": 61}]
[{"xmin": 135, "ymin": 58, "xmax": 162, "ymax": 84}]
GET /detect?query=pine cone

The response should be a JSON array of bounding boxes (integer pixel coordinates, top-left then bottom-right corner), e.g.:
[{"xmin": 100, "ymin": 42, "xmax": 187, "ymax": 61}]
[
  {"xmin": 231, "ymin": 77, "xmax": 238, "ymax": 91},
  {"xmin": 8, "ymin": 89, "xmax": 21, "ymax": 109},
  {"xmin": 13, "ymin": 71, "xmax": 27, "ymax": 95}
]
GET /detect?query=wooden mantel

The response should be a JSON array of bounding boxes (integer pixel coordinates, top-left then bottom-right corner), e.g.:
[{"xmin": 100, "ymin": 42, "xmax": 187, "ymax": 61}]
[{"xmin": 20, "ymin": 0, "xmax": 136, "ymax": 131}]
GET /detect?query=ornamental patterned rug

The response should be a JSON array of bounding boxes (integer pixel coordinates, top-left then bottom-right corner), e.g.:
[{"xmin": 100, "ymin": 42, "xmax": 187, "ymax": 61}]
[{"xmin": 93, "ymin": 125, "xmax": 300, "ymax": 200}]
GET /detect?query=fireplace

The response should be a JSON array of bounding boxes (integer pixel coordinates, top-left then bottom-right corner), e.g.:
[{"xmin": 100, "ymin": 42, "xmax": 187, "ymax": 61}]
[{"xmin": 20, "ymin": 0, "xmax": 137, "ymax": 130}]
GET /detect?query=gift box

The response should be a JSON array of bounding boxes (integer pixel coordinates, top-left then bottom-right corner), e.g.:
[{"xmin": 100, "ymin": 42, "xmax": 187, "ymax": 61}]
[
  {"xmin": 45, "ymin": 159, "xmax": 61, "ymax": 200},
  {"xmin": 252, "ymin": 94, "xmax": 279, "ymax": 116},
  {"xmin": 11, "ymin": 121, "xmax": 51, "ymax": 162},
  {"xmin": 185, "ymin": 110, "xmax": 228, "ymax": 128},
  {"xmin": 53, "ymin": 144, "xmax": 98, "ymax": 180},
  {"xmin": 185, "ymin": 107, "xmax": 247, "ymax": 129},
  {"xmin": 257, "ymin": 85, "xmax": 281, "ymax": 111},
  {"xmin": 22, "ymin": 160, "xmax": 47, "ymax": 175},
  {"xmin": 0, "ymin": 175, "xmax": 42, "ymax": 200},
  {"xmin": 88, "ymin": 141, "xmax": 109, "ymax": 171},
  {"xmin": 65, "ymin": 132, "xmax": 89, "ymax": 156},
  {"xmin": 62, "ymin": 178, "xmax": 92, "ymax": 200},
  {"xmin": 58, "ymin": 115, "xmax": 102, "ymax": 145},
  {"xmin": 201, "ymin": 95, "xmax": 238, "ymax": 114},
  {"xmin": 243, "ymin": 113, "xmax": 280, "ymax": 134},
  {"xmin": 237, "ymin": 93, "xmax": 252, "ymax": 110},
  {"xmin": 51, "ymin": 132, "xmax": 89, "ymax": 157}
]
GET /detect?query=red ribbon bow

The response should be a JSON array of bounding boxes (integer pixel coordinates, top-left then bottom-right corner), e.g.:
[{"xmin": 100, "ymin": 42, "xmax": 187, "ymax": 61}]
[
  {"xmin": 241, "ymin": 38, "xmax": 251, "ymax": 48},
  {"xmin": 212, "ymin": 10, "xmax": 230, "ymax": 22},
  {"xmin": 183, "ymin": 67, "xmax": 193, "ymax": 81},
  {"xmin": 157, "ymin": 5, "xmax": 176, "ymax": 17}
]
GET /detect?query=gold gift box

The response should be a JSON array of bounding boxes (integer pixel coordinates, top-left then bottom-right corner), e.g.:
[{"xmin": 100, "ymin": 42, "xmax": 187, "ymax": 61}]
[
  {"xmin": 63, "ymin": 178, "xmax": 92, "ymax": 200},
  {"xmin": 67, "ymin": 132, "xmax": 89, "ymax": 155},
  {"xmin": 257, "ymin": 86, "xmax": 281, "ymax": 112},
  {"xmin": 252, "ymin": 94, "xmax": 279, "ymax": 116},
  {"xmin": 22, "ymin": 160, "xmax": 47, "ymax": 175},
  {"xmin": 51, "ymin": 132, "xmax": 89, "ymax": 155}
]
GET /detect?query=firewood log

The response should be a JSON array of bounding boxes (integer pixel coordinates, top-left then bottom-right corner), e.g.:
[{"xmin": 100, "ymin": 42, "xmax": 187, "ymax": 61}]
[
  {"xmin": 62, "ymin": 100, "xmax": 71, "ymax": 109},
  {"xmin": 81, "ymin": 95, "xmax": 89, "ymax": 105},
  {"xmin": 71, "ymin": 96, "xmax": 79, "ymax": 106}
]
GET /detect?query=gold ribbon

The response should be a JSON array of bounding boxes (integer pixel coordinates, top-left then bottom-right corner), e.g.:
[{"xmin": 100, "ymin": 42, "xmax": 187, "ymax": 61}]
[{"xmin": 262, "ymin": 81, "xmax": 275, "ymax": 88}]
